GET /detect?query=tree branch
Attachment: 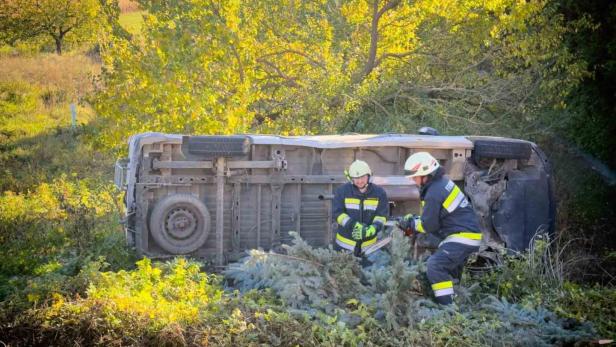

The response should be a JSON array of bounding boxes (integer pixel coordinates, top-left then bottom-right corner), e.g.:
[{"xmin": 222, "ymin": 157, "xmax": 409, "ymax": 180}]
[
  {"xmin": 355, "ymin": 0, "xmax": 400, "ymax": 83},
  {"xmin": 259, "ymin": 49, "xmax": 326, "ymax": 70},
  {"xmin": 257, "ymin": 58, "xmax": 301, "ymax": 88}
]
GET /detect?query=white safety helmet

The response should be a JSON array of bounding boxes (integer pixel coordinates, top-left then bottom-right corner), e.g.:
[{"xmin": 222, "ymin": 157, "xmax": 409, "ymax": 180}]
[
  {"xmin": 347, "ymin": 160, "xmax": 372, "ymax": 178},
  {"xmin": 404, "ymin": 152, "xmax": 440, "ymax": 177}
]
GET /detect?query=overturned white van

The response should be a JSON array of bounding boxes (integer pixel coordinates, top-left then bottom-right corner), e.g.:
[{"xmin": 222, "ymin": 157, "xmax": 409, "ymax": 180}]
[{"xmin": 115, "ymin": 132, "xmax": 554, "ymax": 266}]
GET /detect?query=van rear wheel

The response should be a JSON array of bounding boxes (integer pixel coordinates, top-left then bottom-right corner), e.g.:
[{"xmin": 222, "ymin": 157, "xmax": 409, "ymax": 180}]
[{"xmin": 149, "ymin": 194, "xmax": 211, "ymax": 254}]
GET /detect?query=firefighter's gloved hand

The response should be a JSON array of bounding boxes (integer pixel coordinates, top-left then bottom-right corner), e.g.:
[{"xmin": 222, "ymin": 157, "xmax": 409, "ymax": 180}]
[
  {"xmin": 397, "ymin": 214, "xmax": 416, "ymax": 236},
  {"xmin": 362, "ymin": 224, "xmax": 377, "ymax": 240},
  {"xmin": 352, "ymin": 223, "xmax": 377, "ymax": 241},
  {"xmin": 351, "ymin": 222, "xmax": 365, "ymax": 240}
]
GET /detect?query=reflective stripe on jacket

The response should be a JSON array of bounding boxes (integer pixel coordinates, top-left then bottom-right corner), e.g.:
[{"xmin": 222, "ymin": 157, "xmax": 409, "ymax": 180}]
[
  {"xmin": 332, "ymin": 182, "xmax": 389, "ymax": 250},
  {"xmin": 417, "ymin": 168, "xmax": 482, "ymax": 243}
]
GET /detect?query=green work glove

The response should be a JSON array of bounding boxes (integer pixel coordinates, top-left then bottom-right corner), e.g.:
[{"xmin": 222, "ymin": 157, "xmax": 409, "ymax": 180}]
[
  {"xmin": 351, "ymin": 222, "xmax": 365, "ymax": 240},
  {"xmin": 352, "ymin": 223, "xmax": 377, "ymax": 241},
  {"xmin": 362, "ymin": 224, "xmax": 377, "ymax": 240}
]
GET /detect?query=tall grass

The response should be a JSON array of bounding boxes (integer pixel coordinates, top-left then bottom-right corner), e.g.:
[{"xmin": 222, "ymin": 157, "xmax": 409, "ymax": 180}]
[
  {"xmin": 0, "ymin": 51, "xmax": 106, "ymax": 193},
  {"xmin": 118, "ymin": 10, "xmax": 146, "ymax": 36},
  {"xmin": 0, "ymin": 53, "xmax": 100, "ymax": 102},
  {"xmin": 119, "ymin": 0, "xmax": 140, "ymax": 12}
]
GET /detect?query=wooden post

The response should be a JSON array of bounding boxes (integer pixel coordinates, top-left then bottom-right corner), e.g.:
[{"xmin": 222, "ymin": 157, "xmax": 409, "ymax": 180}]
[{"xmin": 70, "ymin": 103, "xmax": 77, "ymax": 129}]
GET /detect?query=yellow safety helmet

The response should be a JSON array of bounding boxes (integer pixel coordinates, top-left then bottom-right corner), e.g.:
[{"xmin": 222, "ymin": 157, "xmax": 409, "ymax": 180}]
[
  {"xmin": 347, "ymin": 160, "xmax": 372, "ymax": 178},
  {"xmin": 404, "ymin": 152, "xmax": 440, "ymax": 177}
]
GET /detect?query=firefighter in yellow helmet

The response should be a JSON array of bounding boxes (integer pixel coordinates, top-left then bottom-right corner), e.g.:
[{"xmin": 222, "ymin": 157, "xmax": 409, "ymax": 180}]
[
  {"xmin": 332, "ymin": 160, "xmax": 389, "ymax": 261},
  {"xmin": 398, "ymin": 152, "xmax": 482, "ymax": 305}
]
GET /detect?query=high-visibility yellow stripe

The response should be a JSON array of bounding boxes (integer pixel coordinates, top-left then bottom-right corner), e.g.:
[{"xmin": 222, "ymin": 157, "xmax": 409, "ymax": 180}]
[
  {"xmin": 415, "ymin": 218, "xmax": 425, "ymax": 233},
  {"xmin": 432, "ymin": 281, "xmax": 454, "ymax": 291},
  {"xmin": 336, "ymin": 233, "xmax": 377, "ymax": 247},
  {"xmin": 450, "ymin": 232, "xmax": 482, "ymax": 240},
  {"xmin": 337, "ymin": 213, "xmax": 350, "ymax": 226},
  {"xmin": 373, "ymin": 216, "xmax": 386, "ymax": 224},
  {"xmin": 443, "ymin": 185, "xmax": 461, "ymax": 210},
  {"xmin": 364, "ymin": 199, "xmax": 379, "ymax": 206},
  {"xmin": 344, "ymin": 198, "xmax": 360, "ymax": 204},
  {"xmin": 439, "ymin": 232, "xmax": 483, "ymax": 247}
]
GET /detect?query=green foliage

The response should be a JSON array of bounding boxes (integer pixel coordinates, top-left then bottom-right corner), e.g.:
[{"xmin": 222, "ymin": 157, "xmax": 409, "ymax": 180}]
[
  {"xmin": 85, "ymin": 258, "xmax": 223, "ymax": 327},
  {"xmin": 0, "ymin": 1, "xmax": 613, "ymax": 345},
  {"xmin": 339, "ymin": 0, "xmax": 589, "ymax": 137},
  {"xmin": 0, "ymin": 75, "xmax": 108, "ymax": 193},
  {"xmin": 554, "ymin": 283, "xmax": 616, "ymax": 339},
  {"xmin": 555, "ymin": 0, "xmax": 616, "ymax": 168},
  {"xmin": 95, "ymin": 0, "xmax": 587, "ymax": 150},
  {"xmin": 1, "ymin": 233, "xmax": 599, "ymax": 346},
  {"xmin": 1, "ymin": 258, "xmax": 223, "ymax": 345},
  {"xmin": 473, "ymin": 236, "xmax": 565, "ymax": 306},
  {"xmin": 0, "ymin": 257, "xmax": 108, "ymax": 313},
  {"xmin": 0, "ymin": 81, "xmax": 39, "ymax": 119},
  {"xmin": 538, "ymin": 136, "xmax": 616, "ymax": 281},
  {"xmin": 0, "ymin": 0, "xmax": 103, "ymax": 54},
  {"xmin": 473, "ymin": 235, "xmax": 616, "ymax": 340},
  {"xmin": 0, "ymin": 176, "xmax": 135, "ymax": 301}
]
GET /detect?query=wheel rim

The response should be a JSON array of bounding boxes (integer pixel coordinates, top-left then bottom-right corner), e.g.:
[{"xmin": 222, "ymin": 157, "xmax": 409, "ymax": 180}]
[{"xmin": 165, "ymin": 207, "xmax": 198, "ymax": 240}]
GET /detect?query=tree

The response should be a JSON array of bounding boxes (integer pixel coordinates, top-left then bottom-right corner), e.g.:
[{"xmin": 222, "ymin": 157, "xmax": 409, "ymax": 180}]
[
  {"xmin": 94, "ymin": 0, "xmax": 587, "ymax": 147},
  {"xmin": 0, "ymin": 0, "xmax": 101, "ymax": 54}
]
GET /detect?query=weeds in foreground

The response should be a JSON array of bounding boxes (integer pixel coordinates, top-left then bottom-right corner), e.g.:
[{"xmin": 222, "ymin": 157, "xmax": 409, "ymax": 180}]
[
  {"xmin": 2, "ymin": 232, "xmax": 605, "ymax": 346},
  {"xmin": 472, "ymin": 234, "xmax": 615, "ymax": 339}
]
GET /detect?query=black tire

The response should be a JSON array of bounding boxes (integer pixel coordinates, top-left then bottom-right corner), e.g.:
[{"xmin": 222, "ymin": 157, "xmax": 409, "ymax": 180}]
[
  {"xmin": 149, "ymin": 194, "xmax": 211, "ymax": 254},
  {"xmin": 181, "ymin": 135, "xmax": 250, "ymax": 159},
  {"xmin": 472, "ymin": 139, "xmax": 532, "ymax": 164}
]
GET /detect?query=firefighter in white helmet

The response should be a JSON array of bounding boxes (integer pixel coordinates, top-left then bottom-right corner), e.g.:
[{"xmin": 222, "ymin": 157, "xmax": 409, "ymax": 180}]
[
  {"xmin": 398, "ymin": 152, "xmax": 482, "ymax": 305},
  {"xmin": 332, "ymin": 160, "xmax": 389, "ymax": 261}
]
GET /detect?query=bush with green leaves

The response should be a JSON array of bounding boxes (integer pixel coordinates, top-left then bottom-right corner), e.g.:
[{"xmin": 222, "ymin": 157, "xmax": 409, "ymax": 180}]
[
  {"xmin": 2, "ymin": 231, "xmax": 599, "ymax": 346},
  {"xmin": 0, "ymin": 80, "xmax": 39, "ymax": 120},
  {"xmin": 471, "ymin": 235, "xmax": 616, "ymax": 340},
  {"xmin": 0, "ymin": 176, "xmax": 134, "ymax": 303}
]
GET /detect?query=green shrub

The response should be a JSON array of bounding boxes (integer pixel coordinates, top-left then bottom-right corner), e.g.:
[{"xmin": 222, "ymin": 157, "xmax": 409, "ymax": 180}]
[
  {"xmin": 0, "ymin": 176, "xmax": 134, "ymax": 301},
  {"xmin": 554, "ymin": 283, "xmax": 616, "ymax": 339},
  {"xmin": 1, "ymin": 258, "xmax": 224, "ymax": 345},
  {"xmin": 472, "ymin": 236, "xmax": 615, "ymax": 340},
  {"xmin": 0, "ymin": 80, "xmax": 40, "ymax": 120}
]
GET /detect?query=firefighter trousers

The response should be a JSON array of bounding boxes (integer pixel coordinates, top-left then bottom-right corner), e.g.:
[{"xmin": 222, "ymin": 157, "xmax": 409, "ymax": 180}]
[{"xmin": 426, "ymin": 242, "xmax": 479, "ymax": 305}]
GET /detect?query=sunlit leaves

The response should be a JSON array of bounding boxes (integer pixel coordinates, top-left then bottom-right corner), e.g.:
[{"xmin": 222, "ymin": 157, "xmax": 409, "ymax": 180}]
[
  {"xmin": 95, "ymin": 0, "xmax": 587, "ymax": 144},
  {"xmin": 84, "ymin": 258, "xmax": 223, "ymax": 327}
]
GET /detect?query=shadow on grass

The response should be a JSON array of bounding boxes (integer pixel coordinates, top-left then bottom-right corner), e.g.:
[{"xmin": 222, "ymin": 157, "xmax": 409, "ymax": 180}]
[{"xmin": 0, "ymin": 122, "xmax": 115, "ymax": 193}]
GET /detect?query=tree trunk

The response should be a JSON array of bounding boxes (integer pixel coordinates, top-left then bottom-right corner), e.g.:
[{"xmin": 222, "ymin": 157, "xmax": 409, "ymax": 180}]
[{"xmin": 54, "ymin": 36, "xmax": 62, "ymax": 55}]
